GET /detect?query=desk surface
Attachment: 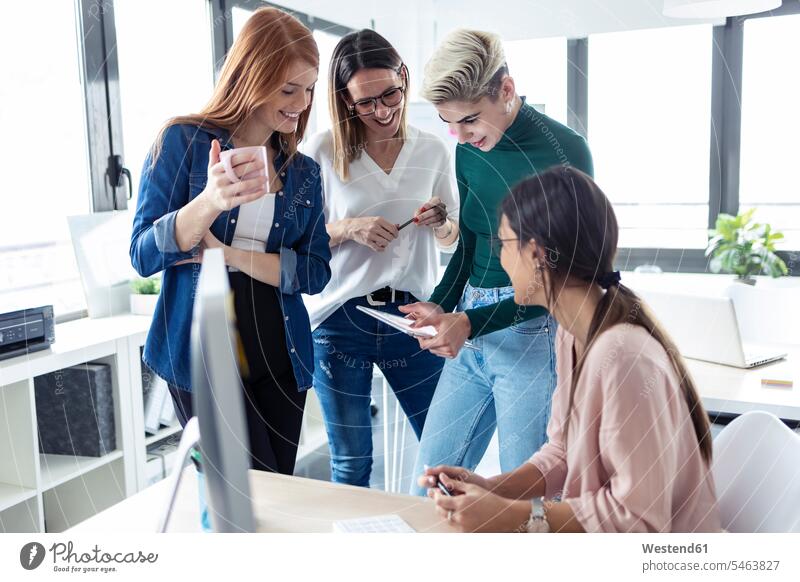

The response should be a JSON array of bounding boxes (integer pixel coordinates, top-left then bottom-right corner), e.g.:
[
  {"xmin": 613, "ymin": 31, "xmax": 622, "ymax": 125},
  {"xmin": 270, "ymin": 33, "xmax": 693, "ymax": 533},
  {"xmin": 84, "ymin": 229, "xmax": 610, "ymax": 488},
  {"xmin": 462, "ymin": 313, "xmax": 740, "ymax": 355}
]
[
  {"xmin": 688, "ymin": 347, "xmax": 800, "ymax": 421},
  {"xmin": 71, "ymin": 468, "xmax": 457, "ymax": 533}
]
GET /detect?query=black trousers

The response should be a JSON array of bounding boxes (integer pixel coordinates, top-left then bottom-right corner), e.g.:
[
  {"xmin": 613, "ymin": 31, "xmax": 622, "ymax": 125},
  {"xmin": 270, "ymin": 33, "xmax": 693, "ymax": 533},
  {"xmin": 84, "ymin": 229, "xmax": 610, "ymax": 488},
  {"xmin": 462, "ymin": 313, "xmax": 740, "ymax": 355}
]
[{"xmin": 168, "ymin": 271, "xmax": 306, "ymax": 475}]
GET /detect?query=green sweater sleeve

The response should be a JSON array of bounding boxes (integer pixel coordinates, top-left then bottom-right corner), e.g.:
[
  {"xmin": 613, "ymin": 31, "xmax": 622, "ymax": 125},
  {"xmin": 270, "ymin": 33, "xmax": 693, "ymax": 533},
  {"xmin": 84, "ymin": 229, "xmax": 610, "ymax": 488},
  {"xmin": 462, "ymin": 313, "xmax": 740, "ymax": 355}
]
[{"xmin": 428, "ymin": 153, "xmax": 474, "ymax": 312}]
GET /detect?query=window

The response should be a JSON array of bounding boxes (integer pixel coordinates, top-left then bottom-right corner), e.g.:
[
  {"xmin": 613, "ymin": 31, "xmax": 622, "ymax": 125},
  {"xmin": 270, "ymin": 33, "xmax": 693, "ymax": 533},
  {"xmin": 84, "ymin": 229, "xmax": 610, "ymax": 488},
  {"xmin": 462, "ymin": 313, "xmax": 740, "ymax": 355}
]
[
  {"xmin": 311, "ymin": 29, "xmax": 342, "ymax": 135},
  {"xmin": 588, "ymin": 24, "xmax": 713, "ymax": 249},
  {"xmin": 739, "ymin": 13, "xmax": 800, "ymax": 249},
  {"xmin": 0, "ymin": 1, "xmax": 90, "ymax": 316},
  {"xmin": 115, "ymin": 0, "xmax": 215, "ymax": 210},
  {"xmin": 231, "ymin": 5, "xmax": 251, "ymax": 39},
  {"xmin": 504, "ymin": 37, "xmax": 568, "ymax": 124}
]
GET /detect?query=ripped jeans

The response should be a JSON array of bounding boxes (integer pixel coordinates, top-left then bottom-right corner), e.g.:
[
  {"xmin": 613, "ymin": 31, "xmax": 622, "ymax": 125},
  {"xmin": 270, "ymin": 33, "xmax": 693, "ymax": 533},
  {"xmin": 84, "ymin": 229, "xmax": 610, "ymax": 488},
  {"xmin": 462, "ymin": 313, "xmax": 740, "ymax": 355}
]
[{"xmin": 311, "ymin": 294, "xmax": 444, "ymax": 487}]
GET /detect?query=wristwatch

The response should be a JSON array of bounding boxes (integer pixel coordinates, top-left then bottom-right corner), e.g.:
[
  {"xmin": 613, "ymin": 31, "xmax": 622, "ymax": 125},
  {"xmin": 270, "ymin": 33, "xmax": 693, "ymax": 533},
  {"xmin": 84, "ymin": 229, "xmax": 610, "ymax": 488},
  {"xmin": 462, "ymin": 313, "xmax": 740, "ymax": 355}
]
[{"xmin": 524, "ymin": 496, "xmax": 551, "ymax": 533}]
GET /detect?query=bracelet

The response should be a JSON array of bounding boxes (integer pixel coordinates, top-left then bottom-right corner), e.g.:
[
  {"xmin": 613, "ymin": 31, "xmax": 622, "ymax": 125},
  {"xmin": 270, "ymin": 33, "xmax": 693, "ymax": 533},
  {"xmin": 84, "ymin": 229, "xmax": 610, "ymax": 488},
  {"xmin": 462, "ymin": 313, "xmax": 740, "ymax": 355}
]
[
  {"xmin": 435, "ymin": 218, "xmax": 453, "ymax": 239},
  {"xmin": 523, "ymin": 496, "xmax": 551, "ymax": 533}
]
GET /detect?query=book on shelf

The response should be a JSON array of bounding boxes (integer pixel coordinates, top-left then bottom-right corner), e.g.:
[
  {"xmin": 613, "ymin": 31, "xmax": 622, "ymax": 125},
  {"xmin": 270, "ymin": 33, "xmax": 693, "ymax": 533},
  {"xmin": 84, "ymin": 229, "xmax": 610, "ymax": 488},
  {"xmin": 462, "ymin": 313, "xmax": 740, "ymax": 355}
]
[{"xmin": 143, "ymin": 375, "xmax": 168, "ymax": 435}]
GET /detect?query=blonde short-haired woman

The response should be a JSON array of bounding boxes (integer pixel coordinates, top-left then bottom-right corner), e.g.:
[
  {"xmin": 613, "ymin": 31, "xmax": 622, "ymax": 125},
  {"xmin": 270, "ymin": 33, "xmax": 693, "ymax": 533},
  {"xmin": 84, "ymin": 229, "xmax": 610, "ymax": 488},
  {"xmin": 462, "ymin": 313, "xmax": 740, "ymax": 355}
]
[{"xmin": 401, "ymin": 29, "xmax": 594, "ymax": 494}]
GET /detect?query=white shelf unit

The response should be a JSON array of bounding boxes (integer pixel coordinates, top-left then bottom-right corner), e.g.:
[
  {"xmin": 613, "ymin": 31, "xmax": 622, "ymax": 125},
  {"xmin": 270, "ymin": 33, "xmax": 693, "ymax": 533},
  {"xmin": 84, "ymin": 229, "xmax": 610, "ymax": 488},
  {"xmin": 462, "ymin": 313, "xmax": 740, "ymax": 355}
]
[
  {"xmin": 144, "ymin": 424, "xmax": 182, "ymax": 447},
  {"xmin": 0, "ymin": 313, "xmax": 330, "ymax": 533},
  {"xmin": 0, "ymin": 315, "xmax": 149, "ymax": 532},
  {"xmin": 40, "ymin": 450, "xmax": 125, "ymax": 491}
]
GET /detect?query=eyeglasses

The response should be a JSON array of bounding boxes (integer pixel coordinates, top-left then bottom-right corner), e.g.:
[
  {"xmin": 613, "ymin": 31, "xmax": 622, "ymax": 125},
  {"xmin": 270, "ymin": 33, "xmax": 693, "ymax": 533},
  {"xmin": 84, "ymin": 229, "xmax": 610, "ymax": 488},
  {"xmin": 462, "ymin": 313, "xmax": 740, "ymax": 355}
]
[
  {"xmin": 490, "ymin": 237, "xmax": 519, "ymax": 257},
  {"xmin": 349, "ymin": 85, "xmax": 406, "ymax": 116}
]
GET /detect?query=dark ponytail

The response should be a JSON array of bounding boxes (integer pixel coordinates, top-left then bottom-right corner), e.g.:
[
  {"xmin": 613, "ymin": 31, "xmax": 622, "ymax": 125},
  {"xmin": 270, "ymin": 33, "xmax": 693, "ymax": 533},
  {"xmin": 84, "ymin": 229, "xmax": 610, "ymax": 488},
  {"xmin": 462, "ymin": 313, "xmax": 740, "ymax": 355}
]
[{"xmin": 500, "ymin": 167, "xmax": 713, "ymax": 464}]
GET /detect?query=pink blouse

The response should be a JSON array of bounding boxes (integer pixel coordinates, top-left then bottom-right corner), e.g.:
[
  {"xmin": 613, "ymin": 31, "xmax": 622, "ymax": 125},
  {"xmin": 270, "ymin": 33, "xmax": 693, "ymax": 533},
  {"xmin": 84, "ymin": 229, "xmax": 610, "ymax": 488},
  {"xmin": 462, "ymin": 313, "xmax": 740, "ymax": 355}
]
[{"xmin": 529, "ymin": 324, "xmax": 721, "ymax": 532}]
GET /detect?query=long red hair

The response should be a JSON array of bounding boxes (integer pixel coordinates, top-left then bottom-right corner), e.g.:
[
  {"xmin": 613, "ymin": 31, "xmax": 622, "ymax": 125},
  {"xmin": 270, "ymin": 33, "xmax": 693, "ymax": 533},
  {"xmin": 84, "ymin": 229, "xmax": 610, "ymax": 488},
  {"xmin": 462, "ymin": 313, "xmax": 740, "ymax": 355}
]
[{"xmin": 152, "ymin": 6, "xmax": 318, "ymax": 165}]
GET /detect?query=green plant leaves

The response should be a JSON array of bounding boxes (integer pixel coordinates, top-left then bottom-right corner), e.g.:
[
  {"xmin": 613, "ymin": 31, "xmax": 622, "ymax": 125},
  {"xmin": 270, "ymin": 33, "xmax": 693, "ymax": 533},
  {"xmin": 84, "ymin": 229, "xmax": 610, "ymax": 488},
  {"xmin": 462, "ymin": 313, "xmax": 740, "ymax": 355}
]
[
  {"xmin": 130, "ymin": 276, "xmax": 161, "ymax": 295},
  {"xmin": 706, "ymin": 209, "xmax": 787, "ymax": 279}
]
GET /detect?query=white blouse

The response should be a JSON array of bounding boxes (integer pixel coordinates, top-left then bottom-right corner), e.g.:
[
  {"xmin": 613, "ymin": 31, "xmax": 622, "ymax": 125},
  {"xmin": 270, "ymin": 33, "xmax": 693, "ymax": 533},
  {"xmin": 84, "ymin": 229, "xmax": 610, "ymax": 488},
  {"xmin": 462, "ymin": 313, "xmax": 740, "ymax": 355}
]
[
  {"xmin": 230, "ymin": 194, "xmax": 276, "ymax": 253},
  {"xmin": 302, "ymin": 125, "xmax": 457, "ymax": 330}
]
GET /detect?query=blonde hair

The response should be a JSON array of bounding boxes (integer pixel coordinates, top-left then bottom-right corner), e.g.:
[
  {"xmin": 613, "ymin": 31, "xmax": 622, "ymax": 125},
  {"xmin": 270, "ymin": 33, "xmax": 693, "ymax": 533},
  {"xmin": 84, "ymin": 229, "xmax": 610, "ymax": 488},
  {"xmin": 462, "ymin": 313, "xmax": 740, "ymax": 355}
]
[
  {"xmin": 422, "ymin": 29, "xmax": 508, "ymax": 104},
  {"xmin": 328, "ymin": 30, "xmax": 409, "ymax": 181},
  {"xmin": 151, "ymin": 7, "xmax": 318, "ymax": 167}
]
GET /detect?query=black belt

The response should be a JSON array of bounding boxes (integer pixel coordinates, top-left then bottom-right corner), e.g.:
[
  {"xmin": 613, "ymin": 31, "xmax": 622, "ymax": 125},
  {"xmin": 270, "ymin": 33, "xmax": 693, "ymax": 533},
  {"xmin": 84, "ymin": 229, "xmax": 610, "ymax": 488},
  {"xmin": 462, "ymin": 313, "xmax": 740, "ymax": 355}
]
[{"xmin": 367, "ymin": 286, "xmax": 416, "ymax": 306}]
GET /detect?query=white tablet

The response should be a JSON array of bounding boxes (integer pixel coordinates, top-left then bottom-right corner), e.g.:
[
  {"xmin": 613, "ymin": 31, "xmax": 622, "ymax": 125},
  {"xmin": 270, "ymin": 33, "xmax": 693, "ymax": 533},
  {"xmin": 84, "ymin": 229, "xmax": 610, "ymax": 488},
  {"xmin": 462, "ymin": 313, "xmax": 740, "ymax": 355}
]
[{"xmin": 355, "ymin": 305, "xmax": 437, "ymax": 338}]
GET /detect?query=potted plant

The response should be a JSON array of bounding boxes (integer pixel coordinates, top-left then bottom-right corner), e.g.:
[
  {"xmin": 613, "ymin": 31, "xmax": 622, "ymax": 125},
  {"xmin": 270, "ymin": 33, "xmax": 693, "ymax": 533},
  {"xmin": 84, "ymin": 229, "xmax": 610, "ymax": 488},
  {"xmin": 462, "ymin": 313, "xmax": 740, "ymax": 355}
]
[
  {"xmin": 129, "ymin": 276, "xmax": 161, "ymax": 315},
  {"xmin": 706, "ymin": 209, "xmax": 788, "ymax": 285}
]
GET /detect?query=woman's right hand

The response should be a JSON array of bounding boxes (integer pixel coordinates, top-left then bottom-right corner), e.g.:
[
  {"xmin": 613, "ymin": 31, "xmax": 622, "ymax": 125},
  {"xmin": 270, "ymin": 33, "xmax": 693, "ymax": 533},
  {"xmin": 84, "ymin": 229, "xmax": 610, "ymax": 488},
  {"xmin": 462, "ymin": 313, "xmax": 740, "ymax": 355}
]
[
  {"xmin": 201, "ymin": 139, "xmax": 269, "ymax": 212},
  {"xmin": 397, "ymin": 301, "xmax": 444, "ymax": 325},
  {"xmin": 345, "ymin": 216, "xmax": 399, "ymax": 251},
  {"xmin": 418, "ymin": 465, "xmax": 491, "ymax": 495}
]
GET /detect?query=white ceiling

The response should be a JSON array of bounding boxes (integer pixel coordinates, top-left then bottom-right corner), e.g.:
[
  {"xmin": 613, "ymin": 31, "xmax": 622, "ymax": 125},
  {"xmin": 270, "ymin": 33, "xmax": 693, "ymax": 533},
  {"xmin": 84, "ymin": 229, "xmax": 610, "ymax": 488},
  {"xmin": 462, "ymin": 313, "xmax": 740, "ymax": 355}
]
[
  {"xmin": 277, "ymin": 0, "xmax": 723, "ymax": 40},
  {"xmin": 432, "ymin": 0, "xmax": 723, "ymax": 40}
]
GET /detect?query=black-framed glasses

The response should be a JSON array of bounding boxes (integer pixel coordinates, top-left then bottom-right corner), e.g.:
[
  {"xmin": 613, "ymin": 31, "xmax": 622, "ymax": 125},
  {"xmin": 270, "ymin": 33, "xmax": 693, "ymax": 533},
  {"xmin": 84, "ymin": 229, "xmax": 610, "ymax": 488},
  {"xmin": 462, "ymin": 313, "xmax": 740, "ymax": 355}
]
[
  {"xmin": 349, "ymin": 85, "xmax": 406, "ymax": 116},
  {"xmin": 490, "ymin": 236, "xmax": 519, "ymax": 257}
]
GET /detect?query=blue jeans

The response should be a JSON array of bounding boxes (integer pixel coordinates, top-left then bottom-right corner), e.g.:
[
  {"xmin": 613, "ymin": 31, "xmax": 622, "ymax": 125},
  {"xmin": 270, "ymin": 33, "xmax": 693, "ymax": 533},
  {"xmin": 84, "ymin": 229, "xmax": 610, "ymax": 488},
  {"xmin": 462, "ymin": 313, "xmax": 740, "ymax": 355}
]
[
  {"xmin": 410, "ymin": 282, "xmax": 557, "ymax": 495},
  {"xmin": 312, "ymin": 294, "xmax": 444, "ymax": 487}
]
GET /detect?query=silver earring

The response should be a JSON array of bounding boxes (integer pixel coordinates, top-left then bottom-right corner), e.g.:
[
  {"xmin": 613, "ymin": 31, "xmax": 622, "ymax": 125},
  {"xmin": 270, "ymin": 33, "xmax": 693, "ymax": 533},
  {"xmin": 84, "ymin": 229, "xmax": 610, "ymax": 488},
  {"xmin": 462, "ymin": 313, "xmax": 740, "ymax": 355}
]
[{"xmin": 506, "ymin": 100, "xmax": 513, "ymax": 114}]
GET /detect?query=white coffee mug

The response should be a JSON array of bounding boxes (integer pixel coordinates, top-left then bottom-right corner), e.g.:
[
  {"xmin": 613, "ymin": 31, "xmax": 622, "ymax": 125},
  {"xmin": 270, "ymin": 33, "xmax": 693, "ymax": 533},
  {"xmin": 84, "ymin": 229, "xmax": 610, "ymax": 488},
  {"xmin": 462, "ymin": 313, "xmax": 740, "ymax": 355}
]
[{"xmin": 219, "ymin": 145, "xmax": 272, "ymax": 190}]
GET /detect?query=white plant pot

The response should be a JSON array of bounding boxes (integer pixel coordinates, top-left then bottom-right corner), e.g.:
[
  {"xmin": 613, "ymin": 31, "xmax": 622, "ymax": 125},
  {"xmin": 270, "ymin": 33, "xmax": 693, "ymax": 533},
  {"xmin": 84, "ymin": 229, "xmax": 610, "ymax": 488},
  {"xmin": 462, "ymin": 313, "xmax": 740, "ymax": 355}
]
[{"xmin": 130, "ymin": 293, "xmax": 158, "ymax": 316}]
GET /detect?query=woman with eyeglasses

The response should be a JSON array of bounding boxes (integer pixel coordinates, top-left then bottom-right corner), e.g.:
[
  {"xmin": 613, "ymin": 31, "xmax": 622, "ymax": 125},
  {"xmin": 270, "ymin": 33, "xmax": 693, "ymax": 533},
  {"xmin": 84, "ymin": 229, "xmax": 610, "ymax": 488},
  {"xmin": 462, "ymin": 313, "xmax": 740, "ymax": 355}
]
[
  {"xmin": 303, "ymin": 29, "xmax": 459, "ymax": 487},
  {"xmin": 420, "ymin": 167, "xmax": 720, "ymax": 533},
  {"xmin": 400, "ymin": 29, "xmax": 594, "ymax": 495}
]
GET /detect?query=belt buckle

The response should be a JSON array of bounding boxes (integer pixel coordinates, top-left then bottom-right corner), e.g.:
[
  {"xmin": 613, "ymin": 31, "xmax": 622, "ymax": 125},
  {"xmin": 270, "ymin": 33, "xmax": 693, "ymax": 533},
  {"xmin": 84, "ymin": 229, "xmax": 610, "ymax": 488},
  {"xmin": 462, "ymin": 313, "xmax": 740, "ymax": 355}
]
[
  {"xmin": 366, "ymin": 287, "xmax": 395, "ymax": 307},
  {"xmin": 366, "ymin": 293, "xmax": 385, "ymax": 307}
]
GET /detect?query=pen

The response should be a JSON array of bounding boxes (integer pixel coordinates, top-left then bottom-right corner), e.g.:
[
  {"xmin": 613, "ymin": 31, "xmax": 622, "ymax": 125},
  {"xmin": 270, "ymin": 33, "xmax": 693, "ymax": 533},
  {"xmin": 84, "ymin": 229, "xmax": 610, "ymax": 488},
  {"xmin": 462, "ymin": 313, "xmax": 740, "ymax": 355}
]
[
  {"xmin": 397, "ymin": 217, "xmax": 415, "ymax": 230},
  {"xmin": 423, "ymin": 464, "xmax": 453, "ymax": 497},
  {"xmin": 397, "ymin": 203, "xmax": 453, "ymax": 231}
]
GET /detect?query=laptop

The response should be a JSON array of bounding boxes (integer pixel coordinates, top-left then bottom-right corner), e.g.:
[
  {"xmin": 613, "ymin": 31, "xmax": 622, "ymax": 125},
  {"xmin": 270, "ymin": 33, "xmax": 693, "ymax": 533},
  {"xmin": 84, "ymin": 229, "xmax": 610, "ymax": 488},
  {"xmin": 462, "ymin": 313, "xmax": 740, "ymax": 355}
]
[{"xmin": 637, "ymin": 290, "xmax": 787, "ymax": 369}]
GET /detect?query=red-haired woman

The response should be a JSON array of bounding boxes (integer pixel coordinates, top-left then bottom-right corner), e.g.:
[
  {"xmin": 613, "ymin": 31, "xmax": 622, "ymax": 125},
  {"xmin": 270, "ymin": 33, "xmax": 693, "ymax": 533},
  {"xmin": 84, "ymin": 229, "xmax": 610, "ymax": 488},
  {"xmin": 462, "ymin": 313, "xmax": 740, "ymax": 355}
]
[{"xmin": 130, "ymin": 7, "xmax": 331, "ymax": 475}]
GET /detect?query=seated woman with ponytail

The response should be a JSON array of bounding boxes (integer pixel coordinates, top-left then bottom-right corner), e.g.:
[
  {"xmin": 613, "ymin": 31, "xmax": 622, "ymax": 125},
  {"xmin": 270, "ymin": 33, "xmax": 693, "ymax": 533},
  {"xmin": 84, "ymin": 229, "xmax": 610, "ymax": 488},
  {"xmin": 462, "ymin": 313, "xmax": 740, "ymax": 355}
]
[{"xmin": 418, "ymin": 167, "xmax": 721, "ymax": 533}]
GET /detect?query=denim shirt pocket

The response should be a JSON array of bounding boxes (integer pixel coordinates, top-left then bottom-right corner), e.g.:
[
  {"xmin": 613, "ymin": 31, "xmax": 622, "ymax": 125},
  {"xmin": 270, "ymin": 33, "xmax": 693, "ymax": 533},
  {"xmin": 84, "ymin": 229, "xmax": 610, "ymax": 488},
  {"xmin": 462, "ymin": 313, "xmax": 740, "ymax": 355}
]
[{"xmin": 279, "ymin": 192, "xmax": 314, "ymax": 241}]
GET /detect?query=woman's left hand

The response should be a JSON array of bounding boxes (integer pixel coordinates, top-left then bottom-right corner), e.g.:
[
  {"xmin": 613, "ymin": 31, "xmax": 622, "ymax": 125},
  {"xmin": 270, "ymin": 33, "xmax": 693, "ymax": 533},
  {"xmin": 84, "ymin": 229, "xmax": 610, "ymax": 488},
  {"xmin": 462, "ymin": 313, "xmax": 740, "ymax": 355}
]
[
  {"xmin": 173, "ymin": 231, "xmax": 227, "ymax": 266},
  {"xmin": 416, "ymin": 312, "xmax": 471, "ymax": 358},
  {"xmin": 413, "ymin": 196, "xmax": 447, "ymax": 228},
  {"xmin": 433, "ymin": 473, "xmax": 529, "ymax": 533}
]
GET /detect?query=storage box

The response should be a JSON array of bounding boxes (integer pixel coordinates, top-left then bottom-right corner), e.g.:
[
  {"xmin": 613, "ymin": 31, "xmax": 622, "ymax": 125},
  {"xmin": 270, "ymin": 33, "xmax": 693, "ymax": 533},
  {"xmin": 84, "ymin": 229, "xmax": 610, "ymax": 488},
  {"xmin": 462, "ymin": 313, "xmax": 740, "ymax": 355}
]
[{"xmin": 34, "ymin": 363, "xmax": 116, "ymax": 457}]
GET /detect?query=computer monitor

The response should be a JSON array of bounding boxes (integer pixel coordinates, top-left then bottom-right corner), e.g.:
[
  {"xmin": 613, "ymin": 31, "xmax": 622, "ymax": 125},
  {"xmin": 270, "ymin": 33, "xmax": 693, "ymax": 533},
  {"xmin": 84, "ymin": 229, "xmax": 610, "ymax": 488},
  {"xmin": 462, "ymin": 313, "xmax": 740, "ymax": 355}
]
[
  {"xmin": 189, "ymin": 248, "xmax": 255, "ymax": 532},
  {"xmin": 157, "ymin": 248, "xmax": 256, "ymax": 533}
]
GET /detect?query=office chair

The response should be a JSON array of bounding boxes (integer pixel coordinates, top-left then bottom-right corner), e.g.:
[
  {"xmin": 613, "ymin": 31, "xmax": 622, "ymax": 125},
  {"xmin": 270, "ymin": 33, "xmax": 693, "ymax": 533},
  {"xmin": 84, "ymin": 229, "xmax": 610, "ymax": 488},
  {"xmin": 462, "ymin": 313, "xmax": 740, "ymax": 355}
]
[{"xmin": 712, "ymin": 410, "xmax": 800, "ymax": 532}]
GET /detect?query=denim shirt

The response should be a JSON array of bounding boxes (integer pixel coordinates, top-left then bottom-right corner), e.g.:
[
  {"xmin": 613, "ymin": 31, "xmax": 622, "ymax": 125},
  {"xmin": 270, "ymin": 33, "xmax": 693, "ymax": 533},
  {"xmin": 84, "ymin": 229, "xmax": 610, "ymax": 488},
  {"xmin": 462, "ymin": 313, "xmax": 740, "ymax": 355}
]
[{"xmin": 130, "ymin": 124, "xmax": 331, "ymax": 392}]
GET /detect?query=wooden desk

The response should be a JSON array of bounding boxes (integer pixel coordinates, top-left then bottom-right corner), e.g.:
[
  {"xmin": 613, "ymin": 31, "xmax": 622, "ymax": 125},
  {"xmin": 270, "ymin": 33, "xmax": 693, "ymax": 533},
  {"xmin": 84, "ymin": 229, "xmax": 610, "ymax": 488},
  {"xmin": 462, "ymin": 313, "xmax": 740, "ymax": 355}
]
[
  {"xmin": 70, "ymin": 467, "xmax": 457, "ymax": 533},
  {"xmin": 688, "ymin": 347, "xmax": 800, "ymax": 422}
]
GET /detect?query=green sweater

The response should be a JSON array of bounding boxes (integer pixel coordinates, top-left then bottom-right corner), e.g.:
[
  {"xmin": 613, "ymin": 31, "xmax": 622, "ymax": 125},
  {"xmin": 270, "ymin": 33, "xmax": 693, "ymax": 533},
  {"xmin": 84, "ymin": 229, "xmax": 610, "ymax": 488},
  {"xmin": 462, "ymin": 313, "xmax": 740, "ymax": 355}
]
[{"xmin": 429, "ymin": 100, "xmax": 594, "ymax": 338}]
